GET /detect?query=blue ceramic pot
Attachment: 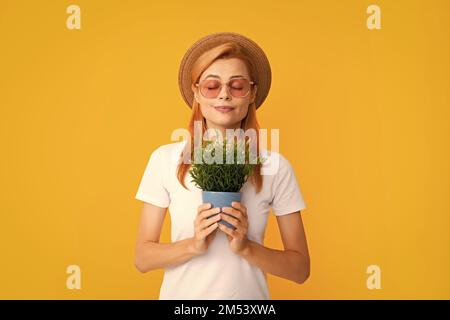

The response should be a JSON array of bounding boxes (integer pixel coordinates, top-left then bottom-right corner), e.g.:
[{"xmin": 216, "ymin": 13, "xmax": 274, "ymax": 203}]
[{"xmin": 202, "ymin": 191, "xmax": 241, "ymax": 230}]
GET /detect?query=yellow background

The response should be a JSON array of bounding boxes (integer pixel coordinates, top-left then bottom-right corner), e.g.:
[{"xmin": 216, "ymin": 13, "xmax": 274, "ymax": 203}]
[{"xmin": 1, "ymin": 0, "xmax": 449, "ymax": 299}]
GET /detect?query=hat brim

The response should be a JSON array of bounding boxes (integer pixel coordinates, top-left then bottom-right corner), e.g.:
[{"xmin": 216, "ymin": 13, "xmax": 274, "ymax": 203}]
[{"xmin": 178, "ymin": 32, "xmax": 272, "ymax": 110}]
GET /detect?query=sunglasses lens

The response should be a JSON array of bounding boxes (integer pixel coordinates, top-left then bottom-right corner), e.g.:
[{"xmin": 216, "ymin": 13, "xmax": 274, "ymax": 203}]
[
  {"xmin": 229, "ymin": 79, "xmax": 250, "ymax": 97},
  {"xmin": 200, "ymin": 79, "xmax": 221, "ymax": 98}
]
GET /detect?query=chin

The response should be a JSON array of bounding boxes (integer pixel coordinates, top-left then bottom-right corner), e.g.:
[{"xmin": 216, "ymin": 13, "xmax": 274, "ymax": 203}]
[{"xmin": 210, "ymin": 119, "xmax": 238, "ymax": 129}]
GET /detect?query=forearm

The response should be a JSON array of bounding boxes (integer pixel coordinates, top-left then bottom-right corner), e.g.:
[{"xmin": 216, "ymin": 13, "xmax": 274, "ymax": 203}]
[
  {"xmin": 135, "ymin": 237, "xmax": 198, "ymax": 273},
  {"xmin": 239, "ymin": 240, "xmax": 310, "ymax": 284}
]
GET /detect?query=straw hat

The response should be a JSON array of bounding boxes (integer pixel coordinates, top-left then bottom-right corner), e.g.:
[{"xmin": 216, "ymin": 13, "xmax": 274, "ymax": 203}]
[{"xmin": 178, "ymin": 32, "xmax": 272, "ymax": 109}]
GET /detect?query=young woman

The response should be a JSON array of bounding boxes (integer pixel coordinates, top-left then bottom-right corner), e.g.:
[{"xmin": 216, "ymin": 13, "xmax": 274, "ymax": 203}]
[{"xmin": 134, "ymin": 32, "xmax": 310, "ymax": 300}]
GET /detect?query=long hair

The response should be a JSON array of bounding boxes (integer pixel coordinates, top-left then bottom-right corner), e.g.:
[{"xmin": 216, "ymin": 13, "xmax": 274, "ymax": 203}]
[{"xmin": 177, "ymin": 42, "xmax": 263, "ymax": 194}]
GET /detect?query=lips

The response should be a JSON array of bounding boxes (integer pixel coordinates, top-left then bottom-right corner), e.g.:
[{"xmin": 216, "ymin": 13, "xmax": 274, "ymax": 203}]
[{"xmin": 215, "ymin": 106, "xmax": 234, "ymax": 112}]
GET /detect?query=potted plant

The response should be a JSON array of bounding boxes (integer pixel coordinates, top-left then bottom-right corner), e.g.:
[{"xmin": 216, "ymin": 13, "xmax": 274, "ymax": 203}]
[{"xmin": 189, "ymin": 136, "xmax": 266, "ymax": 230}]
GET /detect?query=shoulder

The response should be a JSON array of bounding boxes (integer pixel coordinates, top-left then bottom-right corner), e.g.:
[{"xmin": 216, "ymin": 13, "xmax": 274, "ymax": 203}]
[
  {"xmin": 260, "ymin": 149, "xmax": 292, "ymax": 177},
  {"xmin": 150, "ymin": 140, "xmax": 188, "ymax": 165}
]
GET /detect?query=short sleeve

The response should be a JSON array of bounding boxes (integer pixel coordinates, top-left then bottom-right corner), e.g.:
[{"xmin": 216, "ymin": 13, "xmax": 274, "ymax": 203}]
[
  {"xmin": 135, "ymin": 146, "xmax": 170, "ymax": 208},
  {"xmin": 269, "ymin": 154, "xmax": 307, "ymax": 216}
]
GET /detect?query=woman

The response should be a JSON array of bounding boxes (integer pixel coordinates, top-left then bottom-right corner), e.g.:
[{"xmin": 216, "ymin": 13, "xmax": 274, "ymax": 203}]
[{"xmin": 134, "ymin": 32, "xmax": 310, "ymax": 300}]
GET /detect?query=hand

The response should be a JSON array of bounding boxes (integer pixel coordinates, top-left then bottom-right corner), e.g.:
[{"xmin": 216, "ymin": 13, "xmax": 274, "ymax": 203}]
[
  {"xmin": 191, "ymin": 203, "xmax": 221, "ymax": 255},
  {"xmin": 218, "ymin": 201, "xmax": 250, "ymax": 256}
]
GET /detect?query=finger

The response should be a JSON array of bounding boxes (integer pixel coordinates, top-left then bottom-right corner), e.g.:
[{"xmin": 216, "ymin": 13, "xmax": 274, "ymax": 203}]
[
  {"xmin": 218, "ymin": 223, "xmax": 236, "ymax": 237},
  {"xmin": 196, "ymin": 206, "xmax": 220, "ymax": 224},
  {"xmin": 221, "ymin": 207, "xmax": 243, "ymax": 221},
  {"xmin": 210, "ymin": 227, "xmax": 219, "ymax": 238},
  {"xmin": 206, "ymin": 229, "xmax": 218, "ymax": 243},
  {"xmin": 220, "ymin": 214, "xmax": 247, "ymax": 234},
  {"xmin": 195, "ymin": 210, "xmax": 219, "ymax": 234},
  {"xmin": 220, "ymin": 214, "xmax": 239, "ymax": 229},
  {"xmin": 201, "ymin": 222, "xmax": 219, "ymax": 238},
  {"xmin": 200, "ymin": 213, "xmax": 221, "ymax": 230},
  {"xmin": 201, "ymin": 207, "xmax": 222, "ymax": 221},
  {"xmin": 231, "ymin": 202, "xmax": 248, "ymax": 217},
  {"xmin": 197, "ymin": 203, "xmax": 212, "ymax": 214}
]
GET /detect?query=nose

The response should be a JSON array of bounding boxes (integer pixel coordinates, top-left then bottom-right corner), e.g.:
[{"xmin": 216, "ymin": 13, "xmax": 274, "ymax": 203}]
[{"xmin": 217, "ymin": 84, "xmax": 232, "ymax": 100}]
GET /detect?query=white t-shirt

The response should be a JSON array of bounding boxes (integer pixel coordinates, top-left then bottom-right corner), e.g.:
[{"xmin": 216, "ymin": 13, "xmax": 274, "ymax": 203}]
[{"xmin": 135, "ymin": 140, "xmax": 307, "ymax": 300}]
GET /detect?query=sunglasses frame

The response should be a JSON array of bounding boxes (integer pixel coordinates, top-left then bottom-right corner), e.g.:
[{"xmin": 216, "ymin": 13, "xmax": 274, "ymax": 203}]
[{"xmin": 195, "ymin": 77, "xmax": 255, "ymax": 99}]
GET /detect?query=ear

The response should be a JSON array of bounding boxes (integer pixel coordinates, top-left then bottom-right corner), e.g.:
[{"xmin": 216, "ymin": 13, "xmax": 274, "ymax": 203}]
[{"xmin": 191, "ymin": 83, "xmax": 199, "ymax": 103}]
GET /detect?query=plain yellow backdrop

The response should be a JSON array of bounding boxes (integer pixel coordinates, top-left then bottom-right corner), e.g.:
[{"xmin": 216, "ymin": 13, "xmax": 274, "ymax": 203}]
[{"xmin": 0, "ymin": 0, "xmax": 449, "ymax": 299}]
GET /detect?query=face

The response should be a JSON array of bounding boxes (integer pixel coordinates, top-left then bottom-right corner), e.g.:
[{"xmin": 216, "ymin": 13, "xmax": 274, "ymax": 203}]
[{"xmin": 192, "ymin": 57, "xmax": 257, "ymax": 138}]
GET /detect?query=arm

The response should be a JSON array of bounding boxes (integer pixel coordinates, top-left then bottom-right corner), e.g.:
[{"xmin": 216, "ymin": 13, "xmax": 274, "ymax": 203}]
[
  {"xmin": 134, "ymin": 202, "xmax": 198, "ymax": 273},
  {"xmin": 239, "ymin": 211, "xmax": 310, "ymax": 284}
]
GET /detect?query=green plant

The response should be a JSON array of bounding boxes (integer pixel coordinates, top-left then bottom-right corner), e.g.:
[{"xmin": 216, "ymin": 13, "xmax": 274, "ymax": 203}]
[{"xmin": 189, "ymin": 137, "xmax": 266, "ymax": 192}]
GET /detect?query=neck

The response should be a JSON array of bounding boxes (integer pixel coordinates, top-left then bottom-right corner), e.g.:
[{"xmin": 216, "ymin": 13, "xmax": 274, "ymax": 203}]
[{"xmin": 205, "ymin": 122, "xmax": 242, "ymax": 141}]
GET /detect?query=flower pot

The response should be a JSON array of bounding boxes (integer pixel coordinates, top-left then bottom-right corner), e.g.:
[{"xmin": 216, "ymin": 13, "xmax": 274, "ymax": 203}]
[{"xmin": 202, "ymin": 191, "xmax": 241, "ymax": 230}]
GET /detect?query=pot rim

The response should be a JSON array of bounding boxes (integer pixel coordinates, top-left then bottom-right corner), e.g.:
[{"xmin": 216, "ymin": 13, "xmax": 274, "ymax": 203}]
[{"xmin": 202, "ymin": 190, "xmax": 242, "ymax": 195}]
